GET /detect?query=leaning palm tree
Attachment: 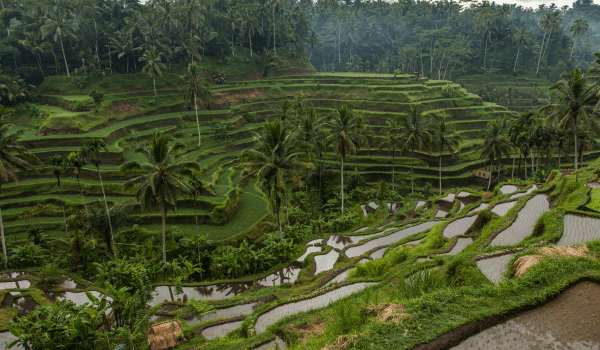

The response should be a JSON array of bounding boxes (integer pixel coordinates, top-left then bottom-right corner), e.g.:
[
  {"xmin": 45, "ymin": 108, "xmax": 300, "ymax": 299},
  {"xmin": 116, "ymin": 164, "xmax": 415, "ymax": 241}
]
[
  {"xmin": 542, "ymin": 68, "xmax": 598, "ymax": 182},
  {"xmin": 81, "ymin": 138, "xmax": 115, "ymax": 258},
  {"xmin": 179, "ymin": 62, "xmax": 212, "ymax": 147},
  {"xmin": 377, "ymin": 120, "xmax": 403, "ymax": 191},
  {"xmin": 119, "ymin": 130, "xmax": 199, "ymax": 268},
  {"xmin": 569, "ymin": 18, "xmax": 588, "ymax": 62},
  {"xmin": 47, "ymin": 155, "xmax": 69, "ymax": 240},
  {"xmin": 479, "ymin": 119, "xmax": 511, "ymax": 191},
  {"xmin": 41, "ymin": 8, "xmax": 77, "ymax": 77},
  {"xmin": 139, "ymin": 46, "xmax": 167, "ymax": 96},
  {"xmin": 66, "ymin": 151, "xmax": 89, "ymax": 219},
  {"xmin": 324, "ymin": 105, "xmax": 368, "ymax": 215},
  {"xmin": 0, "ymin": 121, "xmax": 40, "ymax": 269},
  {"xmin": 398, "ymin": 105, "xmax": 433, "ymax": 194},
  {"xmin": 239, "ymin": 120, "xmax": 311, "ymax": 242},
  {"xmin": 433, "ymin": 119, "xmax": 462, "ymax": 195}
]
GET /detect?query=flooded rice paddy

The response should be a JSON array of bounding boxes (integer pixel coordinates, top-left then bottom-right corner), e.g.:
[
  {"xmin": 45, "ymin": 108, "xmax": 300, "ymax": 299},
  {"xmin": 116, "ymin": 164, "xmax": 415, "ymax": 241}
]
[
  {"xmin": 446, "ymin": 238, "xmax": 472, "ymax": 255},
  {"xmin": 491, "ymin": 201, "xmax": 516, "ymax": 216},
  {"xmin": 314, "ymin": 250, "xmax": 339, "ymax": 275},
  {"xmin": 440, "ymin": 193, "xmax": 455, "ymax": 202},
  {"xmin": 345, "ymin": 221, "xmax": 439, "ymax": 258},
  {"xmin": 297, "ymin": 246, "xmax": 321, "ymax": 262},
  {"xmin": 443, "ymin": 216, "xmax": 477, "ymax": 238},
  {"xmin": 476, "ymin": 254, "xmax": 514, "ymax": 283},
  {"xmin": 201, "ymin": 320, "xmax": 244, "ymax": 340},
  {"xmin": 500, "ymin": 185, "xmax": 519, "ymax": 195},
  {"xmin": 370, "ymin": 248, "xmax": 386, "ymax": 260},
  {"xmin": 452, "ymin": 282, "xmax": 600, "ymax": 349},
  {"xmin": 491, "ymin": 195, "xmax": 549, "ymax": 246},
  {"xmin": 510, "ymin": 184, "xmax": 537, "ymax": 200},
  {"xmin": 254, "ymin": 282, "xmax": 376, "ymax": 334},
  {"xmin": 559, "ymin": 215, "xmax": 600, "ymax": 246},
  {"xmin": 469, "ymin": 202, "xmax": 489, "ymax": 214}
]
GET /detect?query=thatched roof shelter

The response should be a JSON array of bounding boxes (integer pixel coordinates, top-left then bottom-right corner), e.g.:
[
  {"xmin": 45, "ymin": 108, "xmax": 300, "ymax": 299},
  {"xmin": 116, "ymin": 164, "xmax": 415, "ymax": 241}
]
[{"xmin": 147, "ymin": 319, "xmax": 186, "ymax": 350}]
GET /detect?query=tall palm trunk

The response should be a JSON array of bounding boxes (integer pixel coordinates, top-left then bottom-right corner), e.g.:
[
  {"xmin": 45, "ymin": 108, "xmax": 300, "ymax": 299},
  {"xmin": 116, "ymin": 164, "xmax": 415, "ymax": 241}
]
[
  {"xmin": 97, "ymin": 165, "xmax": 115, "ymax": 258},
  {"xmin": 513, "ymin": 46, "xmax": 520, "ymax": 72},
  {"xmin": 543, "ymin": 31, "xmax": 552, "ymax": 57},
  {"xmin": 273, "ymin": 6, "xmax": 276, "ymax": 56},
  {"xmin": 59, "ymin": 34, "xmax": 70, "ymax": 77},
  {"xmin": 558, "ymin": 147, "xmax": 561, "ymax": 169},
  {"xmin": 57, "ymin": 180, "xmax": 69, "ymax": 239},
  {"xmin": 483, "ymin": 39, "xmax": 488, "ymax": 69},
  {"xmin": 194, "ymin": 95, "xmax": 201, "ymax": 147},
  {"xmin": 392, "ymin": 148, "xmax": 395, "ymax": 191},
  {"xmin": 275, "ymin": 190, "xmax": 283, "ymax": 243},
  {"xmin": 536, "ymin": 31, "xmax": 547, "ymax": 75},
  {"xmin": 569, "ymin": 40, "xmax": 577, "ymax": 61},
  {"xmin": 0, "ymin": 180, "xmax": 5, "ymax": 269},
  {"xmin": 410, "ymin": 141, "xmax": 415, "ymax": 194},
  {"xmin": 574, "ymin": 121, "xmax": 579, "ymax": 182},
  {"xmin": 153, "ymin": 75, "xmax": 157, "ymax": 96},
  {"xmin": 76, "ymin": 175, "xmax": 89, "ymax": 219},
  {"xmin": 249, "ymin": 28, "xmax": 253, "ymax": 57},
  {"xmin": 36, "ymin": 55, "xmax": 45, "ymax": 77},
  {"xmin": 160, "ymin": 201, "xmax": 167, "ymax": 277},
  {"xmin": 341, "ymin": 155, "xmax": 345, "ymax": 215},
  {"xmin": 524, "ymin": 156, "xmax": 528, "ymax": 180},
  {"xmin": 511, "ymin": 149, "xmax": 516, "ymax": 180},
  {"xmin": 487, "ymin": 158, "xmax": 493, "ymax": 191},
  {"xmin": 439, "ymin": 142, "xmax": 443, "ymax": 195}
]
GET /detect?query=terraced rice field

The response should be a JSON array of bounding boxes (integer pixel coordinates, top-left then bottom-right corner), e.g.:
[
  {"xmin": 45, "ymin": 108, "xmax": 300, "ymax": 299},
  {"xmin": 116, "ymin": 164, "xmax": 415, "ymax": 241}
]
[
  {"xmin": 443, "ymin": 216, "xmax": 477, "ymax": 238},
  {"xmin": 558, "ymin": 215, "xmax": 600, "ymax": 246},
  {"xmin": 476, "ymin": 254, "xmax": 515, "ymax": 283},
  {"xmin": 491, "ymin": 195, "xmax": 549, "ymax": 246},
  {"xmin": 451, "ymin": 282, "xmax": 600, "ymax": 349}
]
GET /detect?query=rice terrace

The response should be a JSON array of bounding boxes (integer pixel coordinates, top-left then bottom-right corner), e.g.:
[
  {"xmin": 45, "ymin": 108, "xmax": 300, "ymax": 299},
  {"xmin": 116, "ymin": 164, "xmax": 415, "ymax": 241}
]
[{"xmin": 2, "ymin": 0, "xmax": 600, "ymax": 349}]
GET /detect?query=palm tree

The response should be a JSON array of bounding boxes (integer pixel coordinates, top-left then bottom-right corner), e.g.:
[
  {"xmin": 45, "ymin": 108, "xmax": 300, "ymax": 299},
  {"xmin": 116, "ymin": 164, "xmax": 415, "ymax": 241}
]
[
  {"xmin": 0, "ymin": 77, "xmax": 34, "ymax": 107},
  {"xmin": 543, "ymin": 12, "xmax": 562, "ymax": 58},
  {"xmin": 47, "ymin": 155, "xmax": 69, "ymax": 240},
  {"xmin": 478, "ymin": 19, "xmax": 493, "ymax": 69},
  {"xmin": 511, "ymin": 27, "xmax": 531, "ymax": 71},
  {"xmin": 239, "ymin": 120, "xmax": 311, "ymax": 242},
  {"xmin": 139, "ymin": 46, "xmax": 167, "ymax": 96},
  {"xmin": 307, "ymin": 29, "xmax": 323, "ymax": 60},
  {"xmin": 120, "ymin": 130, "xmax": 199, "ymax": 269},
  {"xmin": 324, "ymin": 105, "xmax": 368, "ymax": 215},
  {"xmin": 377, "ymin": 120, "xmax": 402, "ymax": 191},
  {"xmin": 433, "ymin": 119, "xmax": 462, "ymax": 195},
  {"xmin": 179, "ymin": 0, "xmax": 205, "ymax": 36},
  {"xmin": 41, "ymin": 9, "xmax": 77, "ymax": 77},
  {"xmin": 0, "ymin": 120, "xmax": 40, "ymax": 269},
  {"xmin": 542, "ymin": 68, "xmax": 598, "ymax": 182},
  {"xmin": 479, "ymin": 119, "xmax": 511, "ymax": 191},
  {"xmin": 241, "ymin": 6, "xmax": 261, "ymax": 57},
  {"xmin": 179, "ymin": 63, "xmax": 212, "ymax": 147},
  {"xmin": 536, "ymin": 13, "xmax": 552, "ymax": 76},
  {"xmin": 225, "ymin": 8, "xmax": 242, "ymax": 56},
  {"xmin": 569, "ymin": 18, "xmax": 589, "ymax": 62},
  {"xmin": 109, "ymin": 29, "xmax": 142, "ymax": 74},
  {"xmin": 18, "ymin": 31, "xmax": 48, "ymax": 77},
  {"xmin": 66, "ymin": 151, "xmax": 89, "ymax": 219},
  {"xmin": 398, "ymin": 105, "xmax": 433, "ymax": 194},
  {"xmin": 81, "ymin": 138, "xmax": 116, "ymax": 258},
  {"xmin": 296, "ymin": 107, "xmax": 324, "ymax": 194},
  {"xmin": 508, "ymin": 120, "xmax": 522, "ymax": 180}
]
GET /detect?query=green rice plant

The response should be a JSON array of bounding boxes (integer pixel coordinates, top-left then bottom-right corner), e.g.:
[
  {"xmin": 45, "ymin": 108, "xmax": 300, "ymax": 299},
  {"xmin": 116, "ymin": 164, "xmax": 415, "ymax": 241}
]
[
  {"xmin": 395, "ymin": 269, "xmax": 448, "ymax": 300},
  {"xmin": 329, "ymin": 296, "xmax": 367, "ymax": 334}
]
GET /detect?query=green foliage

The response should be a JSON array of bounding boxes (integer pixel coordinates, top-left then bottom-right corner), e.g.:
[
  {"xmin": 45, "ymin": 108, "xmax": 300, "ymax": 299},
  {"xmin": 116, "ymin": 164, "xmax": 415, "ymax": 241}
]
[
  {"xmin": 213, "ymin": 70, "xmax": 228, "ymax": 84},
  {"xmin": 422, "ymin": 182, "xmax": 433, "ymax": 199},
  {"xmin": 9, "ymin": 242, "xmax": 44, "ymax": 268},
  {"xmin": 37, "ymin": 262, "xmax": 65, "ymax": 288},
  {"xmin": 186, "ymin": 297, "xmax": 215, "ymax": 320},
  {"xmin": 395, "ymin": 269, "xmax": 449, "ymax": 300}
]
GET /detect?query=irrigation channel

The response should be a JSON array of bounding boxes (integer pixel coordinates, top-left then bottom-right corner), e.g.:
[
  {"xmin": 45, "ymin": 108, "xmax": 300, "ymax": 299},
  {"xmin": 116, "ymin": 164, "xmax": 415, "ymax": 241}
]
[{"xmin": 3, "ymin": 189, "xmax": 600, "ymax": 349}]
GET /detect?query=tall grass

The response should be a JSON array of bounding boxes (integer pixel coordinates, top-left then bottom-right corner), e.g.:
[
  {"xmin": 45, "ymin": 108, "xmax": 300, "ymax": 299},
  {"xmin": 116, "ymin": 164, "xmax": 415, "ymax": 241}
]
[{"xmin": 395, "ymin": 269, "xmax": 448, "ymax": 300}]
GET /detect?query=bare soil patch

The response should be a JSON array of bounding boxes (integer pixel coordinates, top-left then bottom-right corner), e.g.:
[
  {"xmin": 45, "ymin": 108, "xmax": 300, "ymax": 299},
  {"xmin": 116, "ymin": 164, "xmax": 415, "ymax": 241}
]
[
  {"xmin": 110, "ymin": 100, "xmax": 139, "ymax": 115},
  {"xmin": 286, "ymin": 319, "xmax": 325, "ymax": 343}
]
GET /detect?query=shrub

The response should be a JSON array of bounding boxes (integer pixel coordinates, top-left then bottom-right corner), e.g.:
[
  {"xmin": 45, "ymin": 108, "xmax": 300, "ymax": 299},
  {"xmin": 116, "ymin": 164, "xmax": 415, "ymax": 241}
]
[
  {"xmin": 9, "ymin": 242, "xmax": 44, "ymax": 268},
  {"xmin": 395, "ymin": 269, "xmax": 448, "ymax": 300},
  {"xmin": 38, "ymin": 262, "xmax": 65, "ymax": 288}
]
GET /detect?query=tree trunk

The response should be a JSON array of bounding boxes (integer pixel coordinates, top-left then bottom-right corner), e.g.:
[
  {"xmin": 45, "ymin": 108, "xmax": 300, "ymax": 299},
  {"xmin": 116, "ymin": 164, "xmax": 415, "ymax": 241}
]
[
  {"xmin": 76, "ymin": 175, "xmax": 90, "ymax": 219},
  {"xmin": 410, "ymin": 142, "xmax": 415, "ymax": 194},
  {"xmin": 558, "ymin": 147, "xmax": 561, "ymax": 169},
  {"xmin": 536, "ymin": 31, "xmax": 547, "ymax": 75},
  {"xmin": 511, "ymin": 150, "xmax": 516, "ymax": 180},
  {"xmin": 487, "ymin": 158, "xmax": 493, "ymax": 191},
  {"xmin": 232, "ymin": 30, "xmax": 235, "ymax": 56},
  {"xmin": 483, "ymin": 39, "xmax": 488, "ymax": 69},
  {"xmin": 59, "ymin": 34, "xmax": 70, "ymax": 77},
  {"xmin": 439, "ymin": 143, "xmax": 443, "ymax": 195},
  {"xmin": 161, "ymin": 202, "xmax": 167, "ymax": 277},
  {"xmin": 0, "ymin": 179, "xmax": 5, "ymax": 269},
  {"xmin": 275, "ymin": 189, "xmax": 283, "ymax": 243},
  {"xmin": 153, "ymin": 75, "xmax": 157, "ymax": 96},
  {"xmin": 194, "ymin": 95, "xmax": 201, "ymax": 147},
  {"xmin": 392, "ymin": 148, "xmax": 395, "ymax": 191},
  {"xmin": 249, "ymin": 28, "xmax": 253, "ymax": 57},
  {"xmin": 97, "ymin": 166, "xmax": 116, "ymax": 259},
  {"xmin": 58, "ymin": 181, "xmax": 69, "ymax": 239},
  {"xmin": 524, "ymin": 156, "xmax": 528, "ymax": 180},
  {"xmin": 36, "ymin": 55, "xmax": 45, "ymax": 77},
  {"xmin": 341, "ymin": 155, "xmax": 345, "ymax": 215},
  {"xmin": 543, "ymin": 31, "xmax": 552, "ymax": 57},
  {"xmin": 518, "ymin": 154, "xmax": 522, "ymax": 179},
  {"xmin": 513, "ymin": 46, "xmax": 520, "ymax": 71},
  {"xmin": 569, "ymin": 40, "xmax": 576, "ymax": 62},
  {"xmin": 273, "ymin": 5, "xmax": 276, "ymax": 56}
]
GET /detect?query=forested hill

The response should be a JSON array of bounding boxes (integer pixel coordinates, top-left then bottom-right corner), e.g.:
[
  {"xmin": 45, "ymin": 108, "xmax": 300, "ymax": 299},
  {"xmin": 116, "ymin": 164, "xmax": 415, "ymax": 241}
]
[{"xmin": 1, "ymin": 0, "xmax": 599, "ymax": 85}]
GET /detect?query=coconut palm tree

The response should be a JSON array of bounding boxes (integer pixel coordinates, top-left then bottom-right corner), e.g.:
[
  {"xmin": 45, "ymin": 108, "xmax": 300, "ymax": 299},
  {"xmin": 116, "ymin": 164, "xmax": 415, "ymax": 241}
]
[
  {"xmin": 479, "ymin": 119, "xmax": 511, "ymax": 191},
  {"xmin": 398, "ymin": 105, "xmax": 433, "ymax": 194},
  {"xmin": 569, "ymin": 18, "xmax": 589, "ymax": 62},
  {"xmin": 179, "ymin": 62, "xmax": 213, "ymax": 147},
  {"xmin": 119, "ymin": 130, "xmax": 199, "ymax": 269},
  {"xmin": 139, "ymin": 46, "xmax": 167, "ymax": 96},
  {"xmin": 47, "ymin": 155, "xmax": 69, "ymax": 240},
  {"xmin": 542, "ymin": 68, "xmax": 598, "ymax": 182},
  {"xmin": 296, "ymin": 107, "xmax": 324, "ymax": 194},
  {"xmin": 81, "ymin": 138, "xmax": 115, "ymax": 258},
  {"xmin": 433, "ymin": 119, "xmax": 462, "ymax": 195},
  {"xmin": 324, "ymin": 105, "xmax": 368, "ymax": 215},
  {"xmin": 225, "ymin": 8, "xmax": 242, "ymax": 56},
  {"xmin": 41, "ymin": 8, "xmax": 77, "ymax": 77},
  {"xmin": 377, "ymin": 120, "xmax": 402, "ymax": 191},
  {"xmin": 511, "ymin": 27, "xmax": 531, "ymax": 72},
  {"xmin": 66, "ymin": 151, "xmax": 89, "ymax": 219},
  {"xmin": 239, "ymin": 120, "xmax": 311, "ymax": 242},
  {"xmin": 109, "ymin": 29, "xmax": 142, "ymax": 74},
  {"xmin": 0, "ymin": 121, "xmax": 40, "ymax": 269}
]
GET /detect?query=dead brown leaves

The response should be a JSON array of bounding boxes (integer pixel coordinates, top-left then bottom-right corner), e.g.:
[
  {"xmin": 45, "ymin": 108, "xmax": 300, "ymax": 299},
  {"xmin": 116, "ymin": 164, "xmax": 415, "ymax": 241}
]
[
  {"xmin": 365, "ymin": 303, "xmax": 411, "ymax": 324},
  {"xmin": 514, "ymin": 245, "xmax": 593, "ymax": 277},
  {"xmin": 287, "ymin": 319, "xmax": 325, "ymax": 343},
  {"xmin": 322, "ymin": 335, "xmax": 359, "ymax": 350}
]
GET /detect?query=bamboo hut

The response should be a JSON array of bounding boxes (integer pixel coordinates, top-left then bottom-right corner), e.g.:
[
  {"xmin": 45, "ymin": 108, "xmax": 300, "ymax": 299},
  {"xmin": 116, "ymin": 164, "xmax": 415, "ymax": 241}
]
[{"xmin": 147, "ymin": 319, "xmax": 186, "ymax": 350}]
